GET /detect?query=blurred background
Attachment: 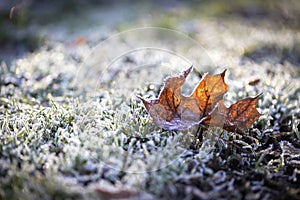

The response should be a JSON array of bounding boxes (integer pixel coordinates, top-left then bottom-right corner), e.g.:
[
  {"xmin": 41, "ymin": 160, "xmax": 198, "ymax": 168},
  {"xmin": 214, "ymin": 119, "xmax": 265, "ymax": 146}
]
[{"xmin": 1, "ymin": 0, "xmax": 300, "ymax": 64}]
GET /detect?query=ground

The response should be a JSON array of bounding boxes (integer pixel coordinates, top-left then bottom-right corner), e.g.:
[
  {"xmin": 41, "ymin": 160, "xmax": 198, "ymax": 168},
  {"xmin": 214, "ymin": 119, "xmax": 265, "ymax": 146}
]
[{"xmin": 0, "ymin": 1, "xmax": 300, "ymax": 199}]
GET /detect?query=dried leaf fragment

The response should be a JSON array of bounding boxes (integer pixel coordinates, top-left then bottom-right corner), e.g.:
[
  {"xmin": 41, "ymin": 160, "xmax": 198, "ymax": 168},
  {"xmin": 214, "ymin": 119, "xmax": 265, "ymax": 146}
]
[
  {"xmin": 248, "ymin": 78, "xmax": 260, "ymax": 86},
  {"xmin": 222, "ymin": 94, "xmax": 262, "ymax": 133},
  {"xmin": 138, "ymin": 66, "xmax": 261, "ymax": 133}
]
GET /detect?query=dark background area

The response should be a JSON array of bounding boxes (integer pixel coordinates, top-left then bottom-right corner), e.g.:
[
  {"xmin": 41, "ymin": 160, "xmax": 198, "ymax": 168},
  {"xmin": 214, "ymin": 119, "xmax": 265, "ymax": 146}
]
[{"xmin": 1, "ymin": 0, "xmax": 300, "ymax": 62}]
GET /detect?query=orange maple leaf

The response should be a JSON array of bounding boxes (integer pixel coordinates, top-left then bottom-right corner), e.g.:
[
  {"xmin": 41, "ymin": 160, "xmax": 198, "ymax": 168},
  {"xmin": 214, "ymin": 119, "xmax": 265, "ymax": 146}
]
[{"xmin": 138, "ymin": 66, "xmax": 261, "ymax": 133}]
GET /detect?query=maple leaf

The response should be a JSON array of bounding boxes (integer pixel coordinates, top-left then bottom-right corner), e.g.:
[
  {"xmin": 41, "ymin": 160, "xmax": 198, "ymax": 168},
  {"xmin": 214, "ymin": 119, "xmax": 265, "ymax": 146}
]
[{"xmin": 138, "ymin": 66, "xmax": 261, "ymax": 133}]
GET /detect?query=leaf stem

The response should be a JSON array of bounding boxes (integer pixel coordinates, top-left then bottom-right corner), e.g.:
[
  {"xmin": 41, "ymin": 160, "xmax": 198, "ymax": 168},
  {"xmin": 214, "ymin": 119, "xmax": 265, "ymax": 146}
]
[{"xmin": 190, "ymin": 126, "xmax": 204, "ymax": 150}]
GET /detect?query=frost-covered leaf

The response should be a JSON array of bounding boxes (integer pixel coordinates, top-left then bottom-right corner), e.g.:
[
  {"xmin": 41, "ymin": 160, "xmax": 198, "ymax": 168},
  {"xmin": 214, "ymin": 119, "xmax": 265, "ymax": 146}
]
[{"xmin": 138, "ymin": 66, "xmax": 261, "ymax": 133}]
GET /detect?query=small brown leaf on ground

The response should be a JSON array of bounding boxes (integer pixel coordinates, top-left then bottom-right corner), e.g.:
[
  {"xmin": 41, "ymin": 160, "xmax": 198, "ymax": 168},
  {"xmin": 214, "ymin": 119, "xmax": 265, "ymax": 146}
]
[
  {"xmin": 138, "ymin": 66, "xmax": 261, "ymax": 133},
  {"xmin": 248, "ymin": 79, "xmax": 260, "ymax": 86}
]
